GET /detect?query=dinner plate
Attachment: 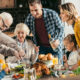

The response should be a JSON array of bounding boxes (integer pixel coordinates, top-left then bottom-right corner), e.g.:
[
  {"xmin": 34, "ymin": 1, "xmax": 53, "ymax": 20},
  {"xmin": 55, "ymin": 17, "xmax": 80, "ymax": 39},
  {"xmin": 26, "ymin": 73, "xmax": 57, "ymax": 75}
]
[
  {"xmin": 42, "ymin": 60, "xmax": 53, "ymax": 68},
  {"xmin": 7, "ymin": 63, "xmax": 19, "ymax": 69}
]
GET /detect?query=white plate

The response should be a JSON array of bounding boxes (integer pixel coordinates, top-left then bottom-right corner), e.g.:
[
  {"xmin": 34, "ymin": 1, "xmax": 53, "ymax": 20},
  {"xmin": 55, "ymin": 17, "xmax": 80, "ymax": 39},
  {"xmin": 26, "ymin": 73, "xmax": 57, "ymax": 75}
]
[
  {"xmin": 42, "ymin": 60, "xmax": 53, "ymax": 68},
  {"xmin": 7, "ymin": 63, "xmax": 19, "ymax": 69}
]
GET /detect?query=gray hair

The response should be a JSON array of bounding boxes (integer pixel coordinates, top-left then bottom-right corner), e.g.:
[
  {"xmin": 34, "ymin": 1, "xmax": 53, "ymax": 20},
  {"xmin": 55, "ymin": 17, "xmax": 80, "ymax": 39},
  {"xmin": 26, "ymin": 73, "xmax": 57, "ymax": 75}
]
[
  {"xmin": 14, "ymin": 23, "xmax": 30, "ymax": 36},
  {"xmin": 0, "ymin": 12, "xmax": 13, "ymax": 27}
]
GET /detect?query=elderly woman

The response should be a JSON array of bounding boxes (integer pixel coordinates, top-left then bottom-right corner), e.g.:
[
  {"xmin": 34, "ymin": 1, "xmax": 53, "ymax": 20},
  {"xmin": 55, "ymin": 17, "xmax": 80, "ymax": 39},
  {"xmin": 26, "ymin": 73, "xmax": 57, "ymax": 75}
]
[
  {"xmin": 6, "ymin": 23, "xmax": 38, "ymax": 64},
  {"xmin": 0, "ymin": 12, "xmax": 25, "ymax": 59}
]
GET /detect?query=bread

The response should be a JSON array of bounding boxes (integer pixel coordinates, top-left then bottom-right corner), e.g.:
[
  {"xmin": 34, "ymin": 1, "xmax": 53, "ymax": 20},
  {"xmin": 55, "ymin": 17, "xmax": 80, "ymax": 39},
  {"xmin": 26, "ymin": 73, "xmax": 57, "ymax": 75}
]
[
  {"xmin": 38, "ymin": 54, "xmax": 45, "ymax": 60},
  {"xmin": 47, "ymin": 53, "xmax": 53, "ymax": 60},
  {"xmin": 41, "ymin": 56, "xmax": 47, "ymax": 61}
]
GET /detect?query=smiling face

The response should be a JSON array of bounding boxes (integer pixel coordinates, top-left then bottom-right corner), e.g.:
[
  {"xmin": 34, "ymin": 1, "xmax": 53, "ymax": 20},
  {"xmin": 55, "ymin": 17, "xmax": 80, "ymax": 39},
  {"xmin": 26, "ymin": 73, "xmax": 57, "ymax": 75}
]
[
  {"xmin": 15, "ymin": 23, "xmax": 30, "ymax": 43},
  {"xmin": 29, "ymin": 3, "xmax": 42, "ymax": 18},
  {"xmin": 17, "ymin": 31, "xmax": 27, "ymax": 43},
  {"xmin": 63, "ymin": 40, "xmax": 74, "ymax": 51},
  {"xmin": 60, "ymin": 8, "xmax": 69, "ymax": 22}
]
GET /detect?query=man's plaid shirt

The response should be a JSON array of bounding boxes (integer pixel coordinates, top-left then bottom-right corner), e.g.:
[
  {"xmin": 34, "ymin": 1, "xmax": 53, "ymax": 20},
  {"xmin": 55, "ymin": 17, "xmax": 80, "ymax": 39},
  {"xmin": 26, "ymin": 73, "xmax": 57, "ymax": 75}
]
[{"xmin": 25, "ymin": 8, "xmax": 64, "ymax": 54}]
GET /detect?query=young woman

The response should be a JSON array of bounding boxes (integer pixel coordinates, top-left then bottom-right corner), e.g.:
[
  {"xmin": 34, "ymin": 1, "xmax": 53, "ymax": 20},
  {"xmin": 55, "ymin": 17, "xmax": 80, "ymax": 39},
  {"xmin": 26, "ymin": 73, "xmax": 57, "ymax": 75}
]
[{"xmin": 59, "ymin": 3, "xmax": 80, "ymax": 48}]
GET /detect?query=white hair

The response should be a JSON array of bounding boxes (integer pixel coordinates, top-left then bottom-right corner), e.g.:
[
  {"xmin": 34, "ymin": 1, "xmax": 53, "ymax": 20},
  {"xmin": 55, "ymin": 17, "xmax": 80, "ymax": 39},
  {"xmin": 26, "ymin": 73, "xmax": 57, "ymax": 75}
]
[
  {"xmin": 14, "ymin": 23, "xmax": 30, "ymax": 36},
  {"xmin": 0, "ymin": 12, "xmax": 13, "ymax": 27}
]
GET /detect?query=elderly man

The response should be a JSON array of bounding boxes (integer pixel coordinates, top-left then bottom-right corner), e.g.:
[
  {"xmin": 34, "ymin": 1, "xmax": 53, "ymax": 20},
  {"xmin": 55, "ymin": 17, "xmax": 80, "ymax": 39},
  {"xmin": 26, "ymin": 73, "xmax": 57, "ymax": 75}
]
[{"xmin": 0, "ymin": 12, "xmax": 25, "ymax": 59}]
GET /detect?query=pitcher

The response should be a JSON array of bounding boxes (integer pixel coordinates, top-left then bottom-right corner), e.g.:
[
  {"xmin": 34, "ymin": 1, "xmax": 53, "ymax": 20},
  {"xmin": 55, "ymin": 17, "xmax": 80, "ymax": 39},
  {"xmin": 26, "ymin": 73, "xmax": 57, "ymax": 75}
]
[{"xmin": 24, "ymin": 68, "xmax": 36, "ymax": 80}]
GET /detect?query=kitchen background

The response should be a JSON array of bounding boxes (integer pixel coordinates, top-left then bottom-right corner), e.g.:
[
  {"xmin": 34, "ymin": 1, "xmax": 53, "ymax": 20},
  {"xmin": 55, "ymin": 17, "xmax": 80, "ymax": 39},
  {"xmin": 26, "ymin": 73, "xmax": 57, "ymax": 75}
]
[
  {"xmin": 0, "ymin": 0, "xmax": 80, "ymax": 37},
  {"xmin": 0, "ymin": 0, "xmax": 61, "ymax": 32}
]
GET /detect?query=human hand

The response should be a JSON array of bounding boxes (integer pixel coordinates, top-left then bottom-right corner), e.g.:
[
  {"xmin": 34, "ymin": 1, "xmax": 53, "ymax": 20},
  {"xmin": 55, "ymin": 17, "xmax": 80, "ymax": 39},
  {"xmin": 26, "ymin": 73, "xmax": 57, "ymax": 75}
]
[
  {"xmin": 14, "ymin": 50, "xmax": 25, "ymax": 60},
  {"xmin": 4, "ymin": 67, "xmax": 10, "ymax": 74},
  {"xmin": 18, "ymin": 49, "xmax": 25, "ymax": 58},
  {"xmin": 63, "ymin": 54, "xmax": 67, "ymax": 63},
  {"xmin": 34, "ymin": 45, "xmax": 39, "ymax": 53},
  {"xmin": 14, "ymin": 51, "xmax": 20, "ymax": 59},
  {"xmin": 50, "ymin": 39, "xmax": 60, "ymax": 49}
]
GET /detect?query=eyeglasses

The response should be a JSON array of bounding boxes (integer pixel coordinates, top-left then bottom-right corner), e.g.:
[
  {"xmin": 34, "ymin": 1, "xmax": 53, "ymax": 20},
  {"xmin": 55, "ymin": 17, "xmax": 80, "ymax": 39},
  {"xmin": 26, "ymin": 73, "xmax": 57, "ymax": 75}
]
[
  {"xmin": 2, "ymin": 19, "xmax": 8, "ymax": 28},
  {"xmin": 0, "ymin": 19, "xmax": 9, "ymax": 31}
]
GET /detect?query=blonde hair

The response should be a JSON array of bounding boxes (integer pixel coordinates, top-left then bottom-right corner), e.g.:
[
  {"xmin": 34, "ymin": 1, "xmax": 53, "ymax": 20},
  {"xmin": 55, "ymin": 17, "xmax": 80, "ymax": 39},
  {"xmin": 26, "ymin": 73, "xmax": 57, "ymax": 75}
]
[
  {"xmin": 14, "ymin": 23, "xmax": 30, "ymax": 36},
  {"xmin": 59, "ymin": 3, "xmax": 78, "ymax": 22},
  {"xmin": 0, "ymin": 12, "xmax": 13, "ymax": 27}
]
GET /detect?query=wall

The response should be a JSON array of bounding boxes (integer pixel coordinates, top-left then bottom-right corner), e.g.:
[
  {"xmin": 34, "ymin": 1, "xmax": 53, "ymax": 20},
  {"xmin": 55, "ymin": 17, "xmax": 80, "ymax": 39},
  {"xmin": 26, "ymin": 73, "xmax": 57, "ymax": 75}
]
[
  {"xmin": 61, "ymin": 0, "xmax": 80, "ymax": 16},
  {"xmin": 0, "ymin": 0, "xmax": 14, "ymax": 8}
]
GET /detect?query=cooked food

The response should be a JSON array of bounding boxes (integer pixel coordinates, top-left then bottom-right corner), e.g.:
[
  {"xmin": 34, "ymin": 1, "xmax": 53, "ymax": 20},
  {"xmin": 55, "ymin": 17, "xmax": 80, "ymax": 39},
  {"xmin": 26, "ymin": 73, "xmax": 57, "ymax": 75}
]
[
  {"xmin": 41, "ymin": 56, "xmax": 47, "ymax": 61},
  {"xmin": 12, "ymin": 74, "xmax": 20, "ymax": 79},
  {"xmin": 12, "ymin": 65, "xmax": 24, "ymax": 74},
  {"xmin": 60, "ymin": 74, "xmax": 66, "ymax": 78},
  {"xmin": 32, "ymin": 62, "xmax": 50, "ymax": 76},
  {"xmin": 38, "ymin": 53, "xmax": 53, "ymax": 61},
  {"xmin": 41, "ymin": 64, "xmax": 47, "ymax": 70},
  {"xmin": 38, "ymin": 54, "xmax": 45, "ymax": 60},
  {"xmin": 44, "ymin": 68, "xmax": 50, "ymax": 75},
  {"xmin": 69, "ymin": 74, "xmax": 76, "ymax": 77},
  {"xmin": 36, "ymin": 71, "xmax": 42, "ymax": 76},
  {"xmin": 36, "ymin": 65, "xmax": 42, "ymax": 71},
  {"xmin": 12, "ymin": 74, "xmax": 24, "ymax": 79},
  {"xmin": 47, "ymin": 53, "xmax": 53, "ymax": 60}
]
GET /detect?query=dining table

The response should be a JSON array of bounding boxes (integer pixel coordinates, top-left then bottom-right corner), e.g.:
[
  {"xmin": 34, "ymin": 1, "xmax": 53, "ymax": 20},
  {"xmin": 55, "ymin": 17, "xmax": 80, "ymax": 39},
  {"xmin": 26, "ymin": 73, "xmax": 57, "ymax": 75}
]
[{"xmin": 2, "ymin": 74, "xmax": 80, "ymax": 80}]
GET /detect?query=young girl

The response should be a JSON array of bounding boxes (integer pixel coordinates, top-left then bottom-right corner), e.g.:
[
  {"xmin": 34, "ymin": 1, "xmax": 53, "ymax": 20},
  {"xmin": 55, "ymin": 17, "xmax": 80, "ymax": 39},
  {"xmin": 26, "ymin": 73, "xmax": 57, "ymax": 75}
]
[
  {"xmin": 63, "ymin": 34, "xmax": 80, "ymax": 70},
  {"xmin": 59, "ymin": 3, "xmax": 80, "ymax": 48}
]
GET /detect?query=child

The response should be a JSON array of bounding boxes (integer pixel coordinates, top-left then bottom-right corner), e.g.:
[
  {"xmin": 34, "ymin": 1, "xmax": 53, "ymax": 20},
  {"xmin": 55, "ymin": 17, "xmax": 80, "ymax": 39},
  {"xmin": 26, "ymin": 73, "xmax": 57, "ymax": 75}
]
[{"xmin": 63, "ymin": 34, "xmax": 80, "ymax": 70}]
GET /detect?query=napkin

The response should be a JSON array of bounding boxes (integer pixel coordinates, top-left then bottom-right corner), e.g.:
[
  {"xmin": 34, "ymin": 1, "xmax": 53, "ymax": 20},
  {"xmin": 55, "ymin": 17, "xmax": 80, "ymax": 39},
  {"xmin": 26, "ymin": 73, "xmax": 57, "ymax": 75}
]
[{"xmin": 0, "ymin": 70, "xmax": 6, "ymax": 79}]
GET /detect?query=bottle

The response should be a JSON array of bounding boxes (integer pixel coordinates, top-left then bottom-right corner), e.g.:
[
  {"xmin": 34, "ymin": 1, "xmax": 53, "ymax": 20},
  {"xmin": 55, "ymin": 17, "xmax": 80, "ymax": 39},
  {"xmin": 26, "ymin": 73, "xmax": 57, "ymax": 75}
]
[{"xmin": 48, "ymin": 34, "xmax": 56, "ymax": 50}]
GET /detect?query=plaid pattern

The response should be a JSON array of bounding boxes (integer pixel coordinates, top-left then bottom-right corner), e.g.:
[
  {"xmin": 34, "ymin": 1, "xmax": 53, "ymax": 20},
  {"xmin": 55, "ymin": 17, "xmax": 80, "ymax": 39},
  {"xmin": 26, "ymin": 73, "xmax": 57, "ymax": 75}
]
[{"xmin": 25, "ymin": 8, "xmax": 64, "ymax": 64}]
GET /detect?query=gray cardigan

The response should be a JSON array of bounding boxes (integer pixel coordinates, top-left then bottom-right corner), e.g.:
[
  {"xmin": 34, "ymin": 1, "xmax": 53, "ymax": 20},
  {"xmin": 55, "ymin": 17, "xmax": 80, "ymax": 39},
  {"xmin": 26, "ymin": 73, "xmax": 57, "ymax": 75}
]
[
  {"xmin": 16, "ymin": 39, "xmax": 38, "ymax": 64},
  {"xmin": 0, "ymin": 31, "xmax": 21, "ymax": 56}
]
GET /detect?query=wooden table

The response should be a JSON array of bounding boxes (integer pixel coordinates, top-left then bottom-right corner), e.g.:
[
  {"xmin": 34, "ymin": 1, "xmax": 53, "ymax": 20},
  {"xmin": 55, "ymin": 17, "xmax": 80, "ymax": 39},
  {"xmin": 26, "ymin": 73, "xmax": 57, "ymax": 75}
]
[
  {"xmin": 2, "ymin": 74, "xmax": 80, "ymax": 80},
  {"xmin": 39, "ymin": 75, "xmax": 80, "ymax": 80}
]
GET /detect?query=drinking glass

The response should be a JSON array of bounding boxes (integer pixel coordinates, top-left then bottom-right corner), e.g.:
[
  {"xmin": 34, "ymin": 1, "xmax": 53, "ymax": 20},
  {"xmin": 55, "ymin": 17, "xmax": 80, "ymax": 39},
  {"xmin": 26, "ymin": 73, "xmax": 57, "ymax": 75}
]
[{"xmin": 0, "ymin": 63, "xmax": 2, "ymax": 72}]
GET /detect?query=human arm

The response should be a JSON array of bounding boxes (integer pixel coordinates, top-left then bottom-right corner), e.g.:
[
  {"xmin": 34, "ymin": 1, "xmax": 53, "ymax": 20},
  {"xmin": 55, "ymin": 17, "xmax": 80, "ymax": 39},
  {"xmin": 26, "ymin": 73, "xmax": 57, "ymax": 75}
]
[
  {"xmin": 0, "ymin": 44, "xmax": 24, "ymax": 59},
  {"xmin": 66, "ymin": 52, "xmax": 79, "ymax": 70},
  {"xmin": 51, "ymin": 11, "xmax": 64, "ymax": 48},
  {"xmin": 0, "ymin": 32, "xmax": 25, "ymax": 59},
  {"xmin": 63, "ymin": 54, "xmax": 69, "ymax": 69},
  {"xmin": 24, "ymin": 14, "xmax": 33, "ymax": 34},
  {"xmin": 63, "ymin": 62, "xmax": 78, "ymax": 70},
  {"xmin": 74, "ymin": 22, "xmax": 80, "ymax": 48}
]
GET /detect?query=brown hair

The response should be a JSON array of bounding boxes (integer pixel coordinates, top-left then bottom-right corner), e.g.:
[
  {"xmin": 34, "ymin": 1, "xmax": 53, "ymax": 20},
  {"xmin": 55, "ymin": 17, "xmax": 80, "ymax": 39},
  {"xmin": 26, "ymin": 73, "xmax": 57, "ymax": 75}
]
[
  {"xmin": 64, "ymin": 34, "xmax": 77, "ymax": 48},
  {"xmin": 59, "ymin": 3, "xmax": 78, "ymax": 22},
  {"xmin": 28, "ymin": 0, "xmax": 41, "ymax": 5}
]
